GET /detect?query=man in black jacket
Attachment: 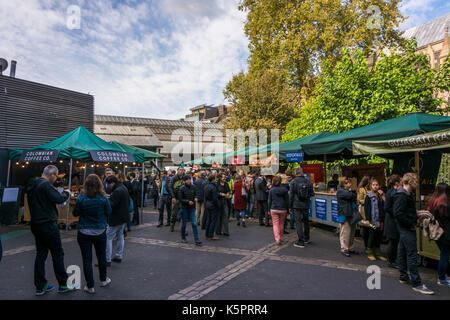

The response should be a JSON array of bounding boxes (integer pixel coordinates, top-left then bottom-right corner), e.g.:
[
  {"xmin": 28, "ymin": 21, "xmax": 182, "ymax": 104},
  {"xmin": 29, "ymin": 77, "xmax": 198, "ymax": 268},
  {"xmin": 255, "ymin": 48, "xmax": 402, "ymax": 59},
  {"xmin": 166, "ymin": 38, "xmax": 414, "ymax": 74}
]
[
  {"xmin": 105, "ymin": 176, "xmax": 130, "ymax": 264},
  {"xmin": 204, "ymin": 174, "xmax": 220, "ymax": 240},
  {"xmin": 194, "ymin": 171, "xmax": 206, "ymax": 227},
  {"xmin": 289, "ymin": 167, "xmax": 315, "ymax": 248},
  {"xmin": 393, "ymin": 173, "xmax": 434, "ymax": 295},
  {"xmin": 255, "ymin": 172, "xmax": 270, "ymax": 226},
  {"xmin": 168, "ymin": 167, "xmax": 188, "ymax": 232},
  {"xmin": 27, "ymin": 165, "xmax": 73, "ymax": 295},
  {"xmin": 178, "ymin": 176, "xmax": 202, "ymax": 245},
  {"xmin": 129, "ymin": 172, "xmax": 140, "ymax": 225}
]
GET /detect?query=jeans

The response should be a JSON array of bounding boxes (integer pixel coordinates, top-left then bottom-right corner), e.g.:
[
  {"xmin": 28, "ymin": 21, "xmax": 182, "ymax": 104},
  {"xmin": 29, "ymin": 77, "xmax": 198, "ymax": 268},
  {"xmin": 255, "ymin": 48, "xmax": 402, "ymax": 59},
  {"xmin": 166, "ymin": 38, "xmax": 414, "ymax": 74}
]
[
  {"xmin": 77, "ymin": 231, "xmax": 107, "ymax": 288},
  {"xmin": 387, "ymin": 238, "xmax": 399, "ymax": 264},
  {"xmin": 247, "ymin": 193, "xmax": 255, "ymax": 218},
  {"xmin": 290, "ymin": 212, "xmax": 295, "ymax": 229},
  {"xmin": 237, "ymin": 210, "xmax": 246, "ymax": 219},
  {"xmin": 294, "ymin": 208, "xmax": 310, "ymax": 242},
  {"xmin": 436, "ymin": 241, "xmax": 450, "ymax": 281},
  {"xmin": 31, "ymin": 222, "xmax": 68, "ymax": 290},
  {"xmin": 205, "ymin": 207, "xmax": 218, "ymax": 238},
  {"xmin": 257, "ymin": 200, "xmax": 269, "ymax": 225},
  {"xmin": 181, "ymin": 207, "xmax": 199, "ymax": 241},
  {"xmin": 106, "ymin": 224, "xmax": 125, "ymax": 262},
  {"xmin": 397, "ymin": 225, "xmax": 422, "ymax": 287},
  {"xmin": 158, "ymin": 194, "xmax": 172, "ymax": 225}
]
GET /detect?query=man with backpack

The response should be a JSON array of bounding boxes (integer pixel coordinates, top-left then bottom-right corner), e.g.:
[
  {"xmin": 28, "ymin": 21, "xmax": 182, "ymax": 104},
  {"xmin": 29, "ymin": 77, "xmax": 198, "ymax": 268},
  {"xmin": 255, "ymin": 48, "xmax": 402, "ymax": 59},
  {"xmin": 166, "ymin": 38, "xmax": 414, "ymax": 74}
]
[
  {"xmin": 169, "ymin": 167, "xmax": 188, "ymax": 232},
  {"xmin": 289, "ymin": 167, "xmax": 315, "ymax": 248}
]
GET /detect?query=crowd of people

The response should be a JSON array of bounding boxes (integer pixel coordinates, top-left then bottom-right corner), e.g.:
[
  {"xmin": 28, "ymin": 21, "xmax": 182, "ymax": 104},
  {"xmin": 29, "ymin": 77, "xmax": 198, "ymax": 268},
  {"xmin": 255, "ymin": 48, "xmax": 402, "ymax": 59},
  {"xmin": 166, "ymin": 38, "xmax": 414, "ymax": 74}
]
[
  {"xmin": 5, "ymin": 164, "xmax": 449, "ymax": 297},
  {"xmin": 337, "ymin": 172, "xmax": 450, "ymax": 295}
]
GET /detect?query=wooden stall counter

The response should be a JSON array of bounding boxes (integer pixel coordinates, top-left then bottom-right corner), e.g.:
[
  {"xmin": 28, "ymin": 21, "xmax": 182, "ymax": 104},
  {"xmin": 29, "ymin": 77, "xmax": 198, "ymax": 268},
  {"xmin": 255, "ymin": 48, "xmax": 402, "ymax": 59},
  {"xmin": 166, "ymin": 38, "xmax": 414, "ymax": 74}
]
[{"xmin": 23, "ymin": 194, "xmax": 79, "ymax": 227}]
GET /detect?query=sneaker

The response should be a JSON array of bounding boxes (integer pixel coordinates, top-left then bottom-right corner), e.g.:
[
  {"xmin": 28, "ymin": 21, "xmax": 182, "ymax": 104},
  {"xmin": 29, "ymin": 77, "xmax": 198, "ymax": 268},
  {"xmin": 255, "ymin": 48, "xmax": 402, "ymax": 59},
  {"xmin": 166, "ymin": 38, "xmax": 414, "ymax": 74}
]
[
  {"xmin": 112, "ymin": 257, "xmax": 122, "ymax": 263},
  {"xmin": 35, "ymin": 284, "xmax": 54, "ymax": 296},
  {"xmin": 437, "ymin": 279, "xmax": 450, "ymax": 286},
  {"xmin": 237, "ymin": 221, "xmax": 240, "ymax": 226},
  {"xmin": 58, "ymin": 285, "xmax": 75, "ymax": 293},
  {"xmin": 412, "ymin": 284, "xmax": 434, "ymax": 295},
  {"xmin": 195, "ymin": 241, "xmax": 202, "ymax": 246},
  {"xmin": 242, "ymin": 221, "xmax": 246, "ymax": 228},
  {"xmin": 157, "ymin": 224, "xmax": 163, "ymax": 228},
  {"xmin": 304, "ymin": 240, "xmax": 311, "ymax": 245},
  {"xmin": 100, "ymin": 277, "xmax": 112, "ymax": 287},
  {"xmin": 293, "ymin": 241, "xmax": 305, "ymax": 248},
  {"xmin": 84, "ymin": 286, "xmax": 95, "ymax": 294},
  {"xmin": 388, "ymin": 262, "xmax": 399, "ymax": 269},
  {"xmin": 181, "ymin": 239, "xmax": 188, "ymax": 244},
  {"xmin": 341, "ymin": 250, "xmax": 351, "ymax": 257}
]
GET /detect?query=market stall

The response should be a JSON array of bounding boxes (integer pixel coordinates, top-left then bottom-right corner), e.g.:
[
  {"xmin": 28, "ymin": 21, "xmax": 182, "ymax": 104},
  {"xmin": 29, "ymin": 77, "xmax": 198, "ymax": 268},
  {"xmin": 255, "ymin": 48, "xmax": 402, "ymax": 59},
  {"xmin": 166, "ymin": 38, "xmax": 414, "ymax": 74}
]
[
  {"xmin": 352, "ymin": 127, "xmax": 450, "ymax": 263},
  {"xmin": 11, "ymin": 126, "xmax": 135, "ymax": 230}
]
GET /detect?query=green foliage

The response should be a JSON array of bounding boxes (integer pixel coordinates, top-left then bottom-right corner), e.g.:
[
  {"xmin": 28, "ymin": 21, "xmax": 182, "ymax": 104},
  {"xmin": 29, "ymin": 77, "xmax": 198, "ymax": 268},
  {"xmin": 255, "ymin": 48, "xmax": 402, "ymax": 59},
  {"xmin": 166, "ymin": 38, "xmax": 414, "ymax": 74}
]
[
  {"xmin": 224, "ymin": 68, "xmax": 300, "ymax": 135},
  {"xmin": 238, "ymin": 0, "xmax": 404, "ymax": 89},
  {"xmin": 283, "ymin": 39, "xmax": 447, "ymax": 142}
]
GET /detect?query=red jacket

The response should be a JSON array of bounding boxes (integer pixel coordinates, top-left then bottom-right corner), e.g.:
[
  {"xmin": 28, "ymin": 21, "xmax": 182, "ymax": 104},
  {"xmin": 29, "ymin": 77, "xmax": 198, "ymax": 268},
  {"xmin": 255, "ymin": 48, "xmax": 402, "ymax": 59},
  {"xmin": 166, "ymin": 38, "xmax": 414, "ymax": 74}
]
[{"xmin": 233, "ymin": 181, "xmax": 248, "ymax": 210}]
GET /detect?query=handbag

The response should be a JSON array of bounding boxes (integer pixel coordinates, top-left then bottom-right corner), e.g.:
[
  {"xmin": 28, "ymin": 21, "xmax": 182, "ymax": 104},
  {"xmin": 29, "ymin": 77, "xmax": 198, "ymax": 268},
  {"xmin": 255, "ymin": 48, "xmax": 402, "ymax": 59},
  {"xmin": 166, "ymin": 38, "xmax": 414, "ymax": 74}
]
[
  {"xmin": 350, "ymin": 208, "xmax": 363, "ymax": 225},
  {"xmin": 423, "ymin": 215, "xmax": 444, "ymax": 241}
]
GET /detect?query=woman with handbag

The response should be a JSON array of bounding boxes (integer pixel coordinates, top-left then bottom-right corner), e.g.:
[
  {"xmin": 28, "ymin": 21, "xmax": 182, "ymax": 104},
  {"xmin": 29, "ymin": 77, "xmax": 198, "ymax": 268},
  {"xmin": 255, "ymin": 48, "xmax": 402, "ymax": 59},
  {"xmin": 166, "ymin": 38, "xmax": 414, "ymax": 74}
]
[
  {"xmin": 233, "ymin": 174, "xmax": 248, "ymax": 227},
  {"xmin": 427, "ymin": 183, "xmax": 450, "ymax": 286},
  {"xmin": 364, "ymin": 179, "xmax": 387, "ymax": 261},
  {"xmin": 337, "ymin": 177, "xmax": 358, "ymax": 257}
]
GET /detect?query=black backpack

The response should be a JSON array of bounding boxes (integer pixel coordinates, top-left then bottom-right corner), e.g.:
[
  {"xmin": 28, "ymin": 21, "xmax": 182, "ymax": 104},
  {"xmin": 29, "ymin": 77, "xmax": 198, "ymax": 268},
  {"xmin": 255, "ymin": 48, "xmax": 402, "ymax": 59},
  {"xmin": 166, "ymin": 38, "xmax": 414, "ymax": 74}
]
[{"xmin": 296, "ymin": 181, "xmax": 310, "ymax": 201}]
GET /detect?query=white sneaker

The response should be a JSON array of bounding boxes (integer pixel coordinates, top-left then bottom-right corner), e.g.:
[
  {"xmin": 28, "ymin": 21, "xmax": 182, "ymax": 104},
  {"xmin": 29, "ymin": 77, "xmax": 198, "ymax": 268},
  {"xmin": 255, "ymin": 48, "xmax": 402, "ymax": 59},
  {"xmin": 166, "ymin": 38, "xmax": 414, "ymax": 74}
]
[
  {"xmin": 100, "ymin": 277, "xmax": 112, "ymax": 287},
  {"xmin": 84, "ymin": 286, "xmax": 95, "ymax": 294},
  {"xmin": 412, "ymin": 284, "xmax": 434, "ymax": 295}
]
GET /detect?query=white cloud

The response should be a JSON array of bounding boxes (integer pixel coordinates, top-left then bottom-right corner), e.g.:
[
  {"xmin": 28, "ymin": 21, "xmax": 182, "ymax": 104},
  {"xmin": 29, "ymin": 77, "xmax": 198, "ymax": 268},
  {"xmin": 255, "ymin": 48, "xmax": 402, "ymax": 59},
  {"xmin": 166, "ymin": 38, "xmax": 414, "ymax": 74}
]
[
  {"xmin": 0, "ymin": 0, "xmax": 249, "ymax": 119},
  {"xmin": 399, "ymin": 0, "xmax": 439, "ymax": 29}
]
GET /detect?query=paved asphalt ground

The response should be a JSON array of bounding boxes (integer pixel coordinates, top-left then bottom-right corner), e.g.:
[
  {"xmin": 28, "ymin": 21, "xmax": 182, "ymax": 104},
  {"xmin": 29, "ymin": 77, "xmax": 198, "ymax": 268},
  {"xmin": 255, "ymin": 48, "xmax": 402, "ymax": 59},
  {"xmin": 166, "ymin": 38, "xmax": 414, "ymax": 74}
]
[{"xmin": 1, "ymin": 208, "xmax": 449, "ymax": 300}]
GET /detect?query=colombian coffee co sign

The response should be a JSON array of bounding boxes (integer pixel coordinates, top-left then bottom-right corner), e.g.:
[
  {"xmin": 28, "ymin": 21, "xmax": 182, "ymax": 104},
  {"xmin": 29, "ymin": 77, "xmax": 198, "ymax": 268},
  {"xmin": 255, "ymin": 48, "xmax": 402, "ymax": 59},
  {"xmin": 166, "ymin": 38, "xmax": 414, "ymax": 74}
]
[
  {"xmin": 90, "ymin": 151, "xmax": 135, "ymax": 163},
  {"xmin": 19, "ymin": 150, "xmax": 60, "ymax": 162}
]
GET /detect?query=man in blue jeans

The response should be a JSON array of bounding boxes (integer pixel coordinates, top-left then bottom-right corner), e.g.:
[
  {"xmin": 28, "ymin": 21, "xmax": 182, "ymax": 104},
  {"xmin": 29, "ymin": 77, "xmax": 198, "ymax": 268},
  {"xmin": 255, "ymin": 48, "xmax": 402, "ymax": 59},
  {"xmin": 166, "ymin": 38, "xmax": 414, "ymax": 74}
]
[
  {"xmin": 178, "ymin": 176, "xmax": 202, "ymax": 246},
  {"xmin": 105, "ymin": 176, "xmax": 130, "ymax": 264}
]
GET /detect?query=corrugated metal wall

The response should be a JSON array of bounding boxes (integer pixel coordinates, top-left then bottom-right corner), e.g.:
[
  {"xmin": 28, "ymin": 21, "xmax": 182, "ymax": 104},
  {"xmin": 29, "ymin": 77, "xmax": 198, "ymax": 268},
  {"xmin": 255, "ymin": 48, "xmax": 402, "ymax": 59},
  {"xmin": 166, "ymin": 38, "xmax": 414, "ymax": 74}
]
[{"xmin": 0, "ymin": 75, "xmax": 94, "ymax": 150}]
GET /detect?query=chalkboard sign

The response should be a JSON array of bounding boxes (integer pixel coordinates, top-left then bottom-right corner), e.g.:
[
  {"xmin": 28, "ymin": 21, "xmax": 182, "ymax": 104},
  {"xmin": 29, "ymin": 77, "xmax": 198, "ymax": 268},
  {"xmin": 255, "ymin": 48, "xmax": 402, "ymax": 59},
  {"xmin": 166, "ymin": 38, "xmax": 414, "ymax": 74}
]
[
  {"xmin": 90, "ymin": 151, "xmax": 135, "ymax": 163},
  {"xmin": 19, "ymin": 150, "xmax": 59, "ymax": 163}
]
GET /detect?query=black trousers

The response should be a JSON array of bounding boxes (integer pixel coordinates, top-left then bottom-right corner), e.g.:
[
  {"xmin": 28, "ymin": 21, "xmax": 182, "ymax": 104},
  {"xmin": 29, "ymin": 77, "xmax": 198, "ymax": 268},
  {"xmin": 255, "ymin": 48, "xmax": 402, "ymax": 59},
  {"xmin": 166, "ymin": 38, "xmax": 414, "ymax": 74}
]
[
  {"xmin": 367, "ymin": 228, "xmax": 382, "ymax": 249},
  {"xmin": 158, "ymin": 194, "xmax": 172, "ymax": 224},
  {"xmin": 77, "ymin": 231, "xmax": 107, "ymax": 288},
  {"xmin": 387, "ymin": 238, "xmax": 399, "ymax": 264},
  {"xmin": 205, "ymin": 207, "xmax": 218, "ymax": 238},
  {"xmin": 362, "ymin": 227, "xmax": 370, "ymax": 248},
  {"xmin": 31, "ymin": 222, "xmax": 68, "ymax": 290},
  {"xmin": 294, "ymin": 208, "xmax": 310, "ymax": 242},
  {"xmin": 397, "ymin": 225, "xmax": 422, "ymax": 287},
  {"xmin": 257, "ymin": 200, "xmax": 269, "ymax": 225},
  {"xmin": 132, "ymin": 198, "xmax": 140, "ymax": 225}
]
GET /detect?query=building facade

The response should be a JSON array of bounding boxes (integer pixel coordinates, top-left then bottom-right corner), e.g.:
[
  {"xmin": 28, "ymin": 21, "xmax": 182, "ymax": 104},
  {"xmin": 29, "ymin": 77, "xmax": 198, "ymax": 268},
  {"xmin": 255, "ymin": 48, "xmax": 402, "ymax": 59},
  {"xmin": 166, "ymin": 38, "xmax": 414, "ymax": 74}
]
[{"xmin": 94, "ymin": 114, "xmax": 230, "ymax": 169}]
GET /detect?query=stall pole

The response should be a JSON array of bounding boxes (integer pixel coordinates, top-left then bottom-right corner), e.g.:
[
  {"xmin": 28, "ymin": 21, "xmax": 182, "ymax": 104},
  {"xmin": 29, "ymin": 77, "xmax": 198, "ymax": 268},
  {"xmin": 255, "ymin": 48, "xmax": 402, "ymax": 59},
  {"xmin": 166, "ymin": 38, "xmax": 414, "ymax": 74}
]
[
  {"xmin": 66, "ymin": 158, "xmax": 73, "ymax": 231},
  {"xmin": 323, "ymin": 154, "xmax": 327, "ymax": 184},
  {"xmin": 83, "ymin": 162, "xmax": 87, "ymax": 184},
  {"xmin": 141, "ymin": 162, "xmax": 145, "ymax": 224},
  {"xmin": 415, "ymin": 151, "xmax": 421, "ymax": 206},
  {"xmin": 6, "ymin": 159, "xmax": 11, "ymax": 187}
]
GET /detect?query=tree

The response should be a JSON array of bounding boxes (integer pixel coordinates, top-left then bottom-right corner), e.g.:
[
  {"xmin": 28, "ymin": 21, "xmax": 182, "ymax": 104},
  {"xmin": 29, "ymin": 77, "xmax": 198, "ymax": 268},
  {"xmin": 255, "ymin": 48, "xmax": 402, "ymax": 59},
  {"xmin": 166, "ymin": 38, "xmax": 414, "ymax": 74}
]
[
  {"xmin": 283, "ymin": 39, "xmax": 448, "ymax": 141},
  {"xmin": 224, "ymin": 68, "xmax": 300, "ymax": 136},
  {"xmin": 238, "ymin": 0, "xmax": 404, "ymax": 90}
]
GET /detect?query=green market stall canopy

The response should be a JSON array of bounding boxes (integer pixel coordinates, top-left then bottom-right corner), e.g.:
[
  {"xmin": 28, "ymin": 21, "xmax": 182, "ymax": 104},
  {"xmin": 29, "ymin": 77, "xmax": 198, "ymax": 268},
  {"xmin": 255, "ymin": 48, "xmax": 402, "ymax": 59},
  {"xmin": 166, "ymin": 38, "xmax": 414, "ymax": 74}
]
[
  {"xmin": 301, "ymin": 113, "xmax": 450, "ymax": 159},
  {"xmin": 108, "ymin": 141, "xmax": 166, "ymax": 162},
  {"xmin": 352, "ymin": 128, "xmax": 450, "ymax": 155}
]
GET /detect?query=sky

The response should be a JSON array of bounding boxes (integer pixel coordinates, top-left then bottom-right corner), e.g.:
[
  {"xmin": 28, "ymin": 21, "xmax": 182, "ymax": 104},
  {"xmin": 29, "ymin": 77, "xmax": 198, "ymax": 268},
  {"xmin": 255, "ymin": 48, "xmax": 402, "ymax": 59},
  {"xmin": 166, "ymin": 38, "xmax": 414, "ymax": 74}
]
[{"xmin": 0, "ymin": 0, "xmax": 449, "ymax": 120}]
